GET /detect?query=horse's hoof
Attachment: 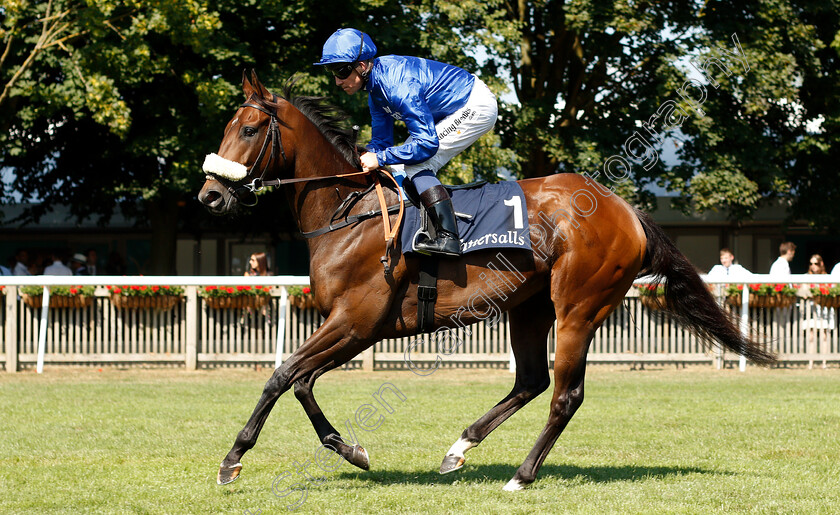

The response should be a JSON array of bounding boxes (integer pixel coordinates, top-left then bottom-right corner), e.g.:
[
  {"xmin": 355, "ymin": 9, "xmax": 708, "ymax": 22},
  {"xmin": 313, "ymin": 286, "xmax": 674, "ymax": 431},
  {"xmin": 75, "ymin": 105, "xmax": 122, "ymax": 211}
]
[
  {"xmin": 502, "ymin": 478, "xmax": 526, "ymax": 491},
  {"xmin": 348, "ymin": 445, "xmax": 370, "ymax": 471},
  {"xmin": 439, "ymin": 454, "xmax": 465, "ymax": 474},
  {"xmin": 217, "ymin": 462, "xmax": 243, "ymax": 485}
]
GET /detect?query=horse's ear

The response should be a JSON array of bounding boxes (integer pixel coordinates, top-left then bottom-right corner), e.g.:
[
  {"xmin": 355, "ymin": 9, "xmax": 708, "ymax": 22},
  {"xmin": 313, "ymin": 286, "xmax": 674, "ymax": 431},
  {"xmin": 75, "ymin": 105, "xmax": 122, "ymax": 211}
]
[
  {"xmin": 242, "ymin": 69, "xmax": 255, "ymax": 99},
  {"xmin": 248, "ymin": 70, "xmax": 273, "ymax": 102}
]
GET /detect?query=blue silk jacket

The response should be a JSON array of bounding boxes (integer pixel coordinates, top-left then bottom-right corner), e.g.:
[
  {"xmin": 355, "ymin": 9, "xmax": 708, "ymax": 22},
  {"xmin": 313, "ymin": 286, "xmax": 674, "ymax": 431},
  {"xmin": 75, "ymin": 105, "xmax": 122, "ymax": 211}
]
[{"xmin": 365, "ymin": 55, "xmax": 475, "ymax": 166}]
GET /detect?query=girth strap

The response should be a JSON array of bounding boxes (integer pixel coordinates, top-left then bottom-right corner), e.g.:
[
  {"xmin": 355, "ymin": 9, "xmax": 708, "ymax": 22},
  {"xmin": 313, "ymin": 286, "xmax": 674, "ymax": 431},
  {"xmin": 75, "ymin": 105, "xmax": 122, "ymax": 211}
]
[{"xmin": 417, "ymin": 258, "xmax": 438, "ymax": 333}]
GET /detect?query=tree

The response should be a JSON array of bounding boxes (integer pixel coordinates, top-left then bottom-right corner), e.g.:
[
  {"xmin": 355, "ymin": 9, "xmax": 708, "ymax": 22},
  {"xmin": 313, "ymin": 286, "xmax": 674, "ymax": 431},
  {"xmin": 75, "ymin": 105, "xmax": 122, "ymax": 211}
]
[
  {"xmin": 674, "ymin": 0, "xmax": 840, "ymax": 232},
  {"xmin": 411, "ymin": 0, "xmax": 840, "ymax": 230}
]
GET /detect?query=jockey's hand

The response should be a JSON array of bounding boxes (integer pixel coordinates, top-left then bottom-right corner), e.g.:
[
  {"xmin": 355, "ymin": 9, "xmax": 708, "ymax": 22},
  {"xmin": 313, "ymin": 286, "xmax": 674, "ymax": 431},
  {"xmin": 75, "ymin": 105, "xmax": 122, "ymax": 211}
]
[{"xmin": 360, "ymin": 152, "xmax": 379, "ymax": 173}]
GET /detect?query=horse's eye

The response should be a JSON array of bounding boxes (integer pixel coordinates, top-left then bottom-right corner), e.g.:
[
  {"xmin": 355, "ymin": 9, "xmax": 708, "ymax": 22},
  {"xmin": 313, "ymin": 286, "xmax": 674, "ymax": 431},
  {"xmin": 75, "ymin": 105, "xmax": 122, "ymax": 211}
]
[{"xmin": 243, "ymin": 126, "xmax": 258, "ymax": 138}]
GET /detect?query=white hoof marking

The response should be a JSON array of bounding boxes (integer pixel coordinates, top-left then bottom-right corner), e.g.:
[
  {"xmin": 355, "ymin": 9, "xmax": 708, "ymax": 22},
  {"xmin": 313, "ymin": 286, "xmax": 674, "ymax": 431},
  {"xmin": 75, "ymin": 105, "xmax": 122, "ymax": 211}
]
[
  {"xmin": 445, "ymin": 438, "xmax": 476, "ymax": 459},
  {"xmin": 502, "ymin": 478, "xmax": 525, "ymax": 491}
]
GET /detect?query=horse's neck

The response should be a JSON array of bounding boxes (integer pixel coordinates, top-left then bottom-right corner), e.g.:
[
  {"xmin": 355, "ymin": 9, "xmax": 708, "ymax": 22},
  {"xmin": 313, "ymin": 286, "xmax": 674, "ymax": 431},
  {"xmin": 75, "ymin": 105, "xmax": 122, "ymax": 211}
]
[{"xmin": 285, "ymin": 124, "xmax": 368, "ymax": 239}]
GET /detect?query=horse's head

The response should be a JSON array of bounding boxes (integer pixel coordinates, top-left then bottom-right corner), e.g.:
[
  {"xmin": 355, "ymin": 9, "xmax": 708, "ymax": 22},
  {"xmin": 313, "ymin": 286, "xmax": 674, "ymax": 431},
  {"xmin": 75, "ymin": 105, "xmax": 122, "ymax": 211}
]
[{"xmin": 198, "ymin": 71, "xmax": 294, "ymax": 215}]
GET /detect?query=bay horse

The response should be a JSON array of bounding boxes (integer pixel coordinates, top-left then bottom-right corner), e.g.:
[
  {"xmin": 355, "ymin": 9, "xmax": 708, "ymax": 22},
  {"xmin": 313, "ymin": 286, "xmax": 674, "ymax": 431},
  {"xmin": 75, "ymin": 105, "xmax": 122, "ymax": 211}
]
[{"xmin": 199, "ymin": 71, "xmax": 774, "ymax": 491}]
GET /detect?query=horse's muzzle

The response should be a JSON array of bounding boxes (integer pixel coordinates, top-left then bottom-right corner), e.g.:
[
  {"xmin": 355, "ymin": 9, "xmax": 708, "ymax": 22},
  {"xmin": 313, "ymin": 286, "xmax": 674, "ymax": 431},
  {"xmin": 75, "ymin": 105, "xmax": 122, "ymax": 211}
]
[{"xmin": 198, "ymin": 180, "xmax": 232, "ymax": 214}]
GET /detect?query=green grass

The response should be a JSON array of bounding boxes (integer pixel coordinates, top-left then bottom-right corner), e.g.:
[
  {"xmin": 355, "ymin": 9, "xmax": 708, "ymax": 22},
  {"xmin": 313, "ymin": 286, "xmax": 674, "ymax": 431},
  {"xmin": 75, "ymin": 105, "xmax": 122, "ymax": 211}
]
[{"xmin": 1, "ymin": 366, "xmax": 839, "ymax": 514}]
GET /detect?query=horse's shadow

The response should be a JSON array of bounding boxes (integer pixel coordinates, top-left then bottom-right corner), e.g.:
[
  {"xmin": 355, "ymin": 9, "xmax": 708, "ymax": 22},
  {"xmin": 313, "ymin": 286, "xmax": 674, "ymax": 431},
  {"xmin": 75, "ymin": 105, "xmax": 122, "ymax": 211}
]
[{"xmin": 335, "ymin": 462, "xmax": 726, "ymax": 487}]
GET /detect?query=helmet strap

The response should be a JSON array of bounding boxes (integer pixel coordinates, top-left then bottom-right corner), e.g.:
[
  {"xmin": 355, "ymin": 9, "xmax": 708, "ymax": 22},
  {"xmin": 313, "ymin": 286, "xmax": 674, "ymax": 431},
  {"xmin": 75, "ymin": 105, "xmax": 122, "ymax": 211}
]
[{"xmin": 357, "ymin": 60, "xmax": 372, "ymax": 85}]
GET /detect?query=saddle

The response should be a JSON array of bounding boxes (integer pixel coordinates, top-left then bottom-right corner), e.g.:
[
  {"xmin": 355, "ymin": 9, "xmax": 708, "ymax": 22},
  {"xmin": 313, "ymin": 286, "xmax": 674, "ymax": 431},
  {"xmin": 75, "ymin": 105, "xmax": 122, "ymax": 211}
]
[
  {"xmin": 401, "ymin": 179, "xmax": 489, "ymax": 333},
  {"xmin": 400, "ymin": 178, "xmax": 534, "ymax": 333}
]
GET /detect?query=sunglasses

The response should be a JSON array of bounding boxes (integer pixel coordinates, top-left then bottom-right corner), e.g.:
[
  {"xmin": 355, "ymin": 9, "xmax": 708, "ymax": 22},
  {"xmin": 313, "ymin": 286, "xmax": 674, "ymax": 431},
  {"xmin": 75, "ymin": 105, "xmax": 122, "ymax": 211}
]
[
  {"xmin": 328, "ymin": 62, "xmax": 357, "ymax": 80},
  {"xmin": 326, "ymin": 32, "xmax": 366, "ymax": 80},
  {"xmin": 810, "ymin": 262, "xmax": 820, "ymax": 265}
]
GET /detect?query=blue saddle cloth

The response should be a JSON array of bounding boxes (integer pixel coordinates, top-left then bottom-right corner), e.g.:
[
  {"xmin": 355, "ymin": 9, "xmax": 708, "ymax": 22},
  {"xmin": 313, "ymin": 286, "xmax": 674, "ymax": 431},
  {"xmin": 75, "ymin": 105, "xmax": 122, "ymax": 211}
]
[{"xmin": 401, "ymin": 181, "xmax": 532, "ymax": 255}]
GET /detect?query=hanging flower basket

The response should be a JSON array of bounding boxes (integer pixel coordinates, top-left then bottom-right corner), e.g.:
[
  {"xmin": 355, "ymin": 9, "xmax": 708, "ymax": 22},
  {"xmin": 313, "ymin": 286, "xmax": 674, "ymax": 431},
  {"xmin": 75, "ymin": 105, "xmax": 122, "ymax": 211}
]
[
  {"xmin": 201, "ymin": 286, "xmax": 272, "ymax": 309},
  {"xmin": 107, "ymin": 285, "xmax": 184, "ymax": 310},
  {"xmin": 110, "ymin": 294, "xmax": 183, "ymax": 310},
  {"xmin": 639, "ymin": 295, "xmax": 667, "ymax": 311},
  {"xmin": 22, "ymin": 293, "xmax": 94, "ymax": 309},
  {"xmin": 725, "ymin": 284, "xmax": 797, "ymax": 308},
  {"xmin": 204, "ymin": 295, "xmax": 270, "ymax": 309},
  {"xmin": 288, "ymin": 285, "xmax": 316, "ymax": 309},
  {"xmin": 20, "ymin": 285, "xmax": 95, "ymax": 309},
  {"xmin": 812, "ymin": 296, "xmax": 840, "ymax": 308},
  {"xmin": 726, "ymin": 293, "xmax": 796, "ymax": 308},
  {"xmin": 634, "ymin": 284, "xmax": 666, "ymax": 311},
  {"xmin": 289, "ymin": 295, "xmax": 316, "ymax": 309},
  {"xmin": 810, "ymin": 284, "xmax": 840, "ymax": 308}
]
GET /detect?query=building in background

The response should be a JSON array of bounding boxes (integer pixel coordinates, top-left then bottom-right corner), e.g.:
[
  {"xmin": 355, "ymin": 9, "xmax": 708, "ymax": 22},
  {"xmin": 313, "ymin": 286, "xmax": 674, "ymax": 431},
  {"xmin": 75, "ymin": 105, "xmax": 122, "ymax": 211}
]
[{"xmin": 2, "ymin": 198, "xmax": 837, "ymax": 276}]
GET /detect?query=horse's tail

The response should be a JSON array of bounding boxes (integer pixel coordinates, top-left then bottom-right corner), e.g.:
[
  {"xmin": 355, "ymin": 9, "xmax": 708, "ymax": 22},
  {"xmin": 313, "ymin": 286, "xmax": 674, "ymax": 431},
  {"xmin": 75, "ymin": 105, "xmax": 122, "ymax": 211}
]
[{"xmin": 634, "ymin": 208, "xmax": 776, "ymax": 365}]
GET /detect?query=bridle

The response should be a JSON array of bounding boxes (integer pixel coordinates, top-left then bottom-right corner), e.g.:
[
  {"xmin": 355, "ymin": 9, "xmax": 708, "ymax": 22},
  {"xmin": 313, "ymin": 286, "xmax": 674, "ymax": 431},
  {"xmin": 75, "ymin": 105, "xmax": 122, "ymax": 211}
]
[{"xmin": 207, "ymin": 98, "xmax": 288, "ymax": 207}]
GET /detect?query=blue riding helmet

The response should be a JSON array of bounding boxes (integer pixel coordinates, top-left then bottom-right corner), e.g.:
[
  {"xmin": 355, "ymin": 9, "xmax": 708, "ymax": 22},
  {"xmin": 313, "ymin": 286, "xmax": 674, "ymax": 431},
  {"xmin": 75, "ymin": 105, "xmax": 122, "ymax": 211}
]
[{"xmin": 314, "ymin": 28, "xmax": 377, "ymax": 66}]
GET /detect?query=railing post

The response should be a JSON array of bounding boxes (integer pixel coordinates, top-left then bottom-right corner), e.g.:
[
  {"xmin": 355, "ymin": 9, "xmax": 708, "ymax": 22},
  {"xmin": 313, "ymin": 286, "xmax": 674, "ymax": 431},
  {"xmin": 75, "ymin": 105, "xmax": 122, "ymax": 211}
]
[
  {"xmin": 362, "ymin": 346, "xmax": 374, "ymax": 371},
  {"xmin": 185, "ymin": 286, "xmax": 198, "ymax": 371},
  {"xmin": 739, "ymin": 284, "xmax": 749, "ymax": 372},
  {"xmin": 275, "ymin": 287, "xmax": 288, "ymax": 369},
  {"xmin": 36, "ymin": 286, "xmax": 50, "ymax": 374},
  {"xmin": 4, "ymin": 286, "xmax": 18, "ymax": 373}
]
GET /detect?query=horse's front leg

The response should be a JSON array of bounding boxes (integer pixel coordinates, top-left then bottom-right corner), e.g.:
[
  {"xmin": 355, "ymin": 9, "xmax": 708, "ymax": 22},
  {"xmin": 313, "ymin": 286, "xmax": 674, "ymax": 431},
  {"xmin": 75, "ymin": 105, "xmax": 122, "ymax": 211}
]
[
  {"xmin": 293, "ymin": 369, "xmax": 370, "ymax": 471},
  {"xmin": 217, "ymin": 316, "xmax": 352, "ymax": 485}
]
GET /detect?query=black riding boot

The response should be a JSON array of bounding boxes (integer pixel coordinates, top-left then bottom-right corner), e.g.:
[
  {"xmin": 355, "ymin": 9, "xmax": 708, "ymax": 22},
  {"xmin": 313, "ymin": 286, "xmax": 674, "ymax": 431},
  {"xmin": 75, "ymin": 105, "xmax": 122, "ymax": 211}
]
[{"xmin": 415, "ymin": 185, "xmax": 462, "ymax": 257}]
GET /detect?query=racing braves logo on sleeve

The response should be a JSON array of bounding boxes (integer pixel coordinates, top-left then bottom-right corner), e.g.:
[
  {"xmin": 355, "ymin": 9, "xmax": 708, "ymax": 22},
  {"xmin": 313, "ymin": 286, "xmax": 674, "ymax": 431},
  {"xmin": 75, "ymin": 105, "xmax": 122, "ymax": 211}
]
[{"xmin": 381, "ymin": 106, "xmax": 404, "ymax": 121}]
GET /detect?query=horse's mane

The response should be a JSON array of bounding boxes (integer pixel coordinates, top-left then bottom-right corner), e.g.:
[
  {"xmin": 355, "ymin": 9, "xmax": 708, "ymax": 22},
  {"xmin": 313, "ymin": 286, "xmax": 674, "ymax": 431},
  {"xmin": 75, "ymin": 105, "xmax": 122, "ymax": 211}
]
[{"xmin": 258, "ymin": 82, "xmax": 361, "ymax": 168}]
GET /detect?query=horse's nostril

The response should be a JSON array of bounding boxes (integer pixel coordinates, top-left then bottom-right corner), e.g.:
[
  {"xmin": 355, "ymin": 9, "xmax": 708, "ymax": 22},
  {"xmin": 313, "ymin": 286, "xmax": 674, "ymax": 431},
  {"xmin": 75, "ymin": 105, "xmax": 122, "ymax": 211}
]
[{"xmin": 200, "ymin": 190, "xmax": 223, "ymax": 207}]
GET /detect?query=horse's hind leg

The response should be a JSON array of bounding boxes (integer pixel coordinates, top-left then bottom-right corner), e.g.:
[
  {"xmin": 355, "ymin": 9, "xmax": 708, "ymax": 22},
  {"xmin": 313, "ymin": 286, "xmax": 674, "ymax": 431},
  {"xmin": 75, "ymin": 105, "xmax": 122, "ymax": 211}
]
[
  {"xmin": 439, "ymin": 293, "xmax": 555, "ymax": 474},
  {"xmin": 293, "ymin": 368, "xmax": 370, "ymax": 471},
  {"xmin": 502, "ymin": 324, "xmax": 592, "ymax": 491}
]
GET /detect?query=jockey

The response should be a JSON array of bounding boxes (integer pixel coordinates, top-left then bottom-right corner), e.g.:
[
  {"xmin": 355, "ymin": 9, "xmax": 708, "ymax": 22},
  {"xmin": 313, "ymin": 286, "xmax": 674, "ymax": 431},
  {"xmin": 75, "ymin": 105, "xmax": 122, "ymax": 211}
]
[{"xmin": 314, "ymin": 28, "xmax": 498, "ymax": 257}]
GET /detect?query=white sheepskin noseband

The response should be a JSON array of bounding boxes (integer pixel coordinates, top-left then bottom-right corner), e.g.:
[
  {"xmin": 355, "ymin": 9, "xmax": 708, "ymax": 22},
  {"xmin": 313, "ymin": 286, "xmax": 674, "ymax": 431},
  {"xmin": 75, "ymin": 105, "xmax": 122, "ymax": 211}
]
[{"xmin": 202, "ymin": 153, "xmax": 248, "ymax": 181}]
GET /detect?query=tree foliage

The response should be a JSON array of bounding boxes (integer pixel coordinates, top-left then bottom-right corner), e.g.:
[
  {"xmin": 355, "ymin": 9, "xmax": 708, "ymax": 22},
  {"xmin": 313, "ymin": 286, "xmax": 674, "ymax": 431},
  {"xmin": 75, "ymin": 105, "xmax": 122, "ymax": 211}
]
[
  {"xmin": 411, "ymin": 0, "xmax": 840, "ymax": 229},
  {"xmin": 662, "ymin": 0, "xmax": 840, "ymax": 230},
  {"xmin": 0, "ymin": 0, "xmax": 429, "ymax": 272}
]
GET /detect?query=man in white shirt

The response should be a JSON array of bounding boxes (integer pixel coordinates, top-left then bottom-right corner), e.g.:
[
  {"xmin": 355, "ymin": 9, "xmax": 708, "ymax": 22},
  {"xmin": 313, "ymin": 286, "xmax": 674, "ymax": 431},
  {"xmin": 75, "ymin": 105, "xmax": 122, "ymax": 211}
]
[
  {"xmin": 12, "ymin": 249, "xmax": 31, "ymax": 276},
  {"xmin": 831, "ymin": 262, "xmax": 840, "ymax": 276},
  {"xmin": 43, "ymin": 252, "xmax": 73, "ymax": 276},
  {"xmin": 769, "ymin": 241, "xmax": 796, "ymax": 276},
  {"xmin": 708, "ymin": 248, "xmax": 752, "ymax": 279}
]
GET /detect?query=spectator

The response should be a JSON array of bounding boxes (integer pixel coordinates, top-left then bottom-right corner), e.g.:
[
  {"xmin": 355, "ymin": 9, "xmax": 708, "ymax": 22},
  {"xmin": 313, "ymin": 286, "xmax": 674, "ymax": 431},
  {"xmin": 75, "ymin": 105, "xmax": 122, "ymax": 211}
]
[
  {"xmin": 769, "ymin": 241, "xmax": 796, "ymax": 275},
  {"xmin": 106, "ymin": 251, "xmax": 127, "ymax": 275},
  {"xmin": 70, "ymin": 253, "xmax": 89, "ymax": 276},
  {"xmin": 43, "ymin": 251, "xmax": 72, "ymax": 276},
  {"xmin": 831, "ymin": 261, "xmax": 840, "ymax": 276},
  {"xmin": 707, "ymin": 248, "xmax": 751, "ymax": 279},
  {"xmin": 808, "ymin": 254, "xmax": 826, "ymax": 275},
  {"xmin": 12, "ymin": 249, "xmax": 31, "ymax": 276},
  {"xmin": 0, "ymin": 256, "xmax": 12, "ymax": 276},
  {"xmin": 86, "ymin": 248, "xmax": 98, "ymax": 276},
  {"xmin": 242, "ymin": 252, "xmax": 271, "ymax": 326},
  {"xmin": 804, "ymin": 254, "xmax": 834, "ymax": 369},
  {"xmin": 244, "ymin": 252, "xmax": 270, "ymax": 277}
]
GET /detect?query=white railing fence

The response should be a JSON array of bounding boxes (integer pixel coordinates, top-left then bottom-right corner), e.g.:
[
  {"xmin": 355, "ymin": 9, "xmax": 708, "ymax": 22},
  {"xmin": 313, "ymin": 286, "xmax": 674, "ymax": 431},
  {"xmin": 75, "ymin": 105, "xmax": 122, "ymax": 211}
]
[{"xmin": 1, "ymin": 275, "xmax": 838, "ymax": 372}]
